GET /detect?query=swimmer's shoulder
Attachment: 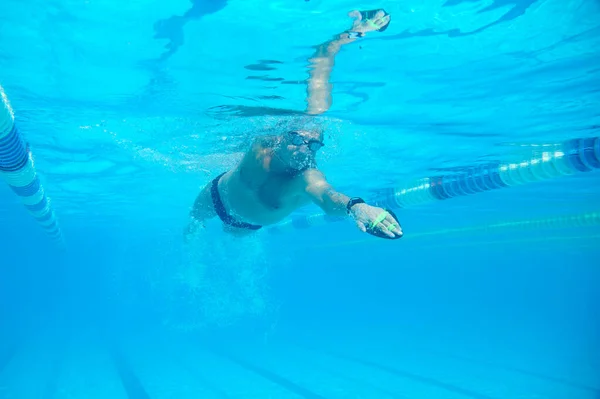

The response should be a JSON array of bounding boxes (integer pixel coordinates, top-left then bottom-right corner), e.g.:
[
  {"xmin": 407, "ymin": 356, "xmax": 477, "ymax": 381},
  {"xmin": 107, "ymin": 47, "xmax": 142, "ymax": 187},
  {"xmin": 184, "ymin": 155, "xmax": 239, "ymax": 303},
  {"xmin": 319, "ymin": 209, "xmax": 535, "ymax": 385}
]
[
  {"xmin": 242, "ymin": 135, "xmax": 274, "ymax": 165},
  {"xmin": 252, "ymin": 135, "xmax": 278, "ymax": 151},
  {"xmin": 236, "ymin": 135, "xmax": 275, "ymax": 180}
]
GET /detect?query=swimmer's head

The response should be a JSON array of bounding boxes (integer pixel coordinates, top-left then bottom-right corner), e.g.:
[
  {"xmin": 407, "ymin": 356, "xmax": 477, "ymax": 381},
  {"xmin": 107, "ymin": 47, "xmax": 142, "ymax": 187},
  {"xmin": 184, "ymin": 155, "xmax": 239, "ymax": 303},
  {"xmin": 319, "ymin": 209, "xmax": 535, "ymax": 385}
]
[{"xmin": 271, "ymin": 117, "xmax": 325, "ymax": 171}]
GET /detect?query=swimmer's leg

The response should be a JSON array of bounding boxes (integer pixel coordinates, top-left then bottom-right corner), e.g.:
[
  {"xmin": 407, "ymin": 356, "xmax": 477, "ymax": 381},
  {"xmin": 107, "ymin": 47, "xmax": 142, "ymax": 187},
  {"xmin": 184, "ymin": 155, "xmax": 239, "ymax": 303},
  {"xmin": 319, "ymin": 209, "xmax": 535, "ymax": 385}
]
[{"xmin": 185, "ymin": 182, "xmax": 216, "ymax": 241}]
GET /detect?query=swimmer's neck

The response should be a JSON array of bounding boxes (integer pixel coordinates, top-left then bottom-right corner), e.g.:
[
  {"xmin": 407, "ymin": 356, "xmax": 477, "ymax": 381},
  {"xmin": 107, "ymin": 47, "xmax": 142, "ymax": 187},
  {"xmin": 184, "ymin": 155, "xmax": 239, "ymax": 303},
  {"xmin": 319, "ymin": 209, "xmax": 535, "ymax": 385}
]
[
  {"xmin": 266, "ymin": 149, "xmax": 308, "ymax": 177},
  {"xmin": 266, "ymin": 149, "xmax": 289, "ymax": 174},
  {"xmin": 240, "ymin": 137, "xmax": 306, "ymax": 179}
]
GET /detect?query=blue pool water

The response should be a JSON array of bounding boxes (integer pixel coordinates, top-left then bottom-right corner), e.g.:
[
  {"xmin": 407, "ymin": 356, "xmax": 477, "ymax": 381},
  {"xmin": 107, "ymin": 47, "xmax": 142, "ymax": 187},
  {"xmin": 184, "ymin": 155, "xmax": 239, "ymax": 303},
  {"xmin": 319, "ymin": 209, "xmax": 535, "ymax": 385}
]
[{"xmin": 1, "ymin": 0, "xmax": 599, "ymax": 398}]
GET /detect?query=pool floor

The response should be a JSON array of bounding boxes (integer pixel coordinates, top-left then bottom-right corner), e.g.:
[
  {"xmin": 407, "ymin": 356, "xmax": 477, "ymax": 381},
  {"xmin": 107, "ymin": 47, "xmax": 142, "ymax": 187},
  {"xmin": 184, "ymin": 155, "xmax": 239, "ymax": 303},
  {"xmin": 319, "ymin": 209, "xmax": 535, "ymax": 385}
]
[{"xmin": 0, "ymin": 327, "xmax": 597, "ymax": 399}]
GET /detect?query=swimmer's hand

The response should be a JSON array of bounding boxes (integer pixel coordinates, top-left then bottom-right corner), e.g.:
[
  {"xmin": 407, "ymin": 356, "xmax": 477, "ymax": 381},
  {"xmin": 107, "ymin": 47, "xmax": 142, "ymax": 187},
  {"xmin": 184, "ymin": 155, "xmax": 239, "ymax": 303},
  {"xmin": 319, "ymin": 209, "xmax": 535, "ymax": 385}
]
[
  {"xmin": 348, "ymin": 9, "xmax": 391, "ymax": 35},
  {"xmin": 350, "ymin": 203, "xmax": 403, "ymax": 239}
]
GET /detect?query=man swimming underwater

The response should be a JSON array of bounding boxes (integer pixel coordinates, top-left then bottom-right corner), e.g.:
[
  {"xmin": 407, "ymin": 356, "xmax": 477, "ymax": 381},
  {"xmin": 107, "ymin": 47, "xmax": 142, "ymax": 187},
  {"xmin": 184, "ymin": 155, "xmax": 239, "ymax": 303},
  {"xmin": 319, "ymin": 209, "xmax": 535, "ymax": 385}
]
[{"xmin": 186, "ymin": 9, "xmax": 403, "ymax": 240}]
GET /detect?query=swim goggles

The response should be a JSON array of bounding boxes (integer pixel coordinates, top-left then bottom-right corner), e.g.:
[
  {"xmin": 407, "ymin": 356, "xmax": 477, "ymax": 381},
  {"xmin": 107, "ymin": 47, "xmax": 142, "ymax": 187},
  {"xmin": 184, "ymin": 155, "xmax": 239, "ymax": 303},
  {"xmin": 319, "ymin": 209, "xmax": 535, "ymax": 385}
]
[{"xmin": 289, "ymin": 131, "xmax": 324, "ymax": 152}]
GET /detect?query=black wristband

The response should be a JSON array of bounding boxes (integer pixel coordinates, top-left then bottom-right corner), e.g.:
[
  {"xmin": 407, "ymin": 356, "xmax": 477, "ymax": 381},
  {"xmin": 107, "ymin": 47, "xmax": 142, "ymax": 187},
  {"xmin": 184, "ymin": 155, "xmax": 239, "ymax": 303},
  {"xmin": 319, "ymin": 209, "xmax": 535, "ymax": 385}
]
[
  {"xmin": 345, "ymin": 31, "xmax": 363, "ymax": 39},
  {"xmin": 346, "ymin": 197, "xmax": 365, "ymax": 214}
]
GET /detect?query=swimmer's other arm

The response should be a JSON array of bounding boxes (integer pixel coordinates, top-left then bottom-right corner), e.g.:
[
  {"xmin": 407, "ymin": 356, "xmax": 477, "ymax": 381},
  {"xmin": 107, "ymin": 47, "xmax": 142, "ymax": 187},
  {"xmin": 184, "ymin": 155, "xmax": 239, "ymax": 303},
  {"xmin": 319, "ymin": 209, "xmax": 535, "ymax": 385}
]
[
  {"xmin": 306, "ymin": 32, "xmax": 358, "ymax": 115},
  {"xmin": 302, "ymin": 169, "xmax": 403, "ymax": 238}
]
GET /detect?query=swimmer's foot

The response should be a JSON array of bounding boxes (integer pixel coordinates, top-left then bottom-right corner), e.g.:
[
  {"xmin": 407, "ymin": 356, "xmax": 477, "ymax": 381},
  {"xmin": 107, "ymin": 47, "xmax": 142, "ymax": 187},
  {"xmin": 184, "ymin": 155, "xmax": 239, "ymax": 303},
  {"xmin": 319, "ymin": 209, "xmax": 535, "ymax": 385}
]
[{"xmin": 347, "ymin": 9, "xmax": 391, "ymax": 36}]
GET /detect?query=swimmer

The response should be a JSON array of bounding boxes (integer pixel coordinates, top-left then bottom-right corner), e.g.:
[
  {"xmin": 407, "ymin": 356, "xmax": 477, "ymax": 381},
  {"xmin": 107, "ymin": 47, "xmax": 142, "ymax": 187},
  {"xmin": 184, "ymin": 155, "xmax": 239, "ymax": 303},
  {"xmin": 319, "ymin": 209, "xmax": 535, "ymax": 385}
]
[{"xmin": 186, "ymin": 9, "xmax": 402, "ymax": 240}]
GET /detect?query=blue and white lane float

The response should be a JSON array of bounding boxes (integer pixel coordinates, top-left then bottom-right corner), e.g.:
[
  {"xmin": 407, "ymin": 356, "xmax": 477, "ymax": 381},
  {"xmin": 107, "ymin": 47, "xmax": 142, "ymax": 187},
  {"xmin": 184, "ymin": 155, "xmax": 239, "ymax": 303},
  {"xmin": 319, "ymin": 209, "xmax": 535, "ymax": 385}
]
[
  {"xmin": 0, "ymin": 85, "xmax": 63, "ymax": 244},
  {"xmin": 268, "ymin": 136, "xmax": 600, "ymax": 234}
]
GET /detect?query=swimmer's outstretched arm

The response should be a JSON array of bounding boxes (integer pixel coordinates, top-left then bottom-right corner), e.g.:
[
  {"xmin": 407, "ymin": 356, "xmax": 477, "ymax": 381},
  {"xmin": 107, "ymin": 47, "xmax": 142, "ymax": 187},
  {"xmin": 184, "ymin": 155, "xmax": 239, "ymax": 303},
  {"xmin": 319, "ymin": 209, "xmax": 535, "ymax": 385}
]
[
  {"xmin": 302, "ymin": 169, "xmax": 402, "ymax": 238},
  {"xmin": 305, "ymin": 9, "xmax": 391, "ymax": 115}
]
